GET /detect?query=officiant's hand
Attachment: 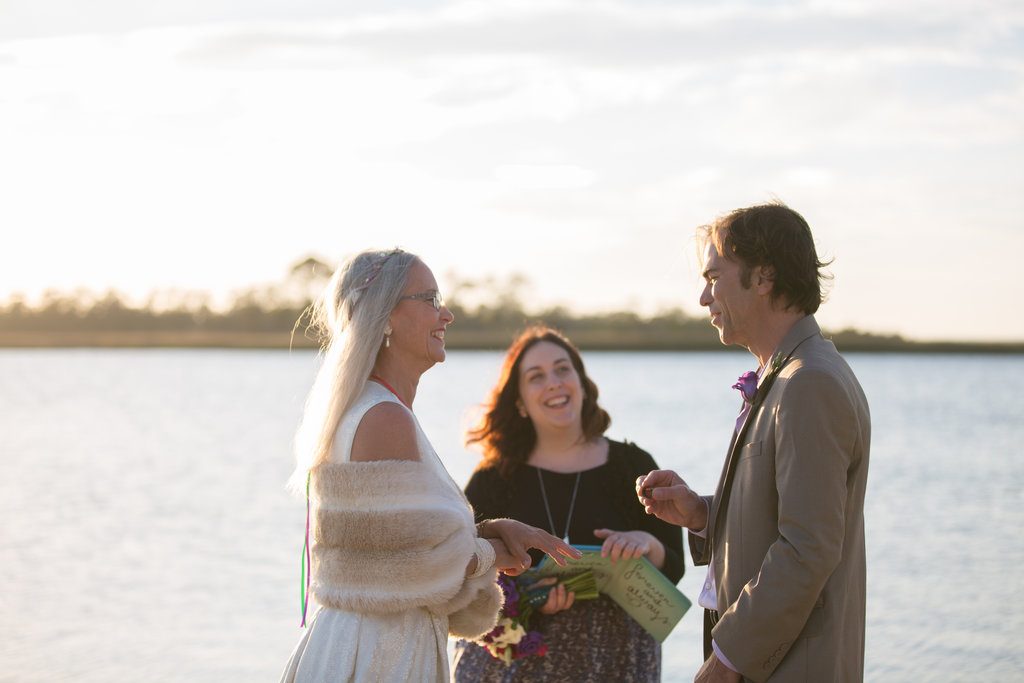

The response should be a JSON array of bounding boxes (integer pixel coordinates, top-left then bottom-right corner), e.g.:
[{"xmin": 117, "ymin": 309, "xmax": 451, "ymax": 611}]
[
  {"xmin": 523, "ymin": 577, "xmax": 575, "ymax": 615},
  {"xmin": 593, "ymin": 529, "xmax": 665, "ymax": 568},
  {"xmin": 636, "ymin": 470, "xmax": 708, "ymax": 531},
  {"xmin": 478, "ymin": 518, "xmax": 582, "ymax": 571}
]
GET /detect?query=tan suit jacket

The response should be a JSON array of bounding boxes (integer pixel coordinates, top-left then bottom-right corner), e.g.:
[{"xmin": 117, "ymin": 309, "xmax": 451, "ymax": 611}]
[{"xmin": 689, "ymin": 315, "xmax": 871, "ymax": 682}]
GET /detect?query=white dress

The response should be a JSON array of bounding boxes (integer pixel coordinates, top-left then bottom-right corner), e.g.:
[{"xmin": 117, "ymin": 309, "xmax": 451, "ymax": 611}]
[{"xmin": 280, "ymin": 382, "xmax": 465, "ymax": 682}]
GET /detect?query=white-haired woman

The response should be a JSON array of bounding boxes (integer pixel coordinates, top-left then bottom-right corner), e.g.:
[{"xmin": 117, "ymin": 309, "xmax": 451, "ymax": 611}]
[{"xmin": 280, "ymin": 248, "xmax": 579, "ymax": 682}]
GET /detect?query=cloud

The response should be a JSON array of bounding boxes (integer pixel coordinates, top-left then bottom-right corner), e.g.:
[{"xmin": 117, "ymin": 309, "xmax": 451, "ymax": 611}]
[
  {"xmin": 494, "ymin": 163, "xmax": 597, "ymax": 189},
  {"xmin": 3, "ymin": 0, "xmax": 1022, "ymax": 340},
  {"xmin": 178, "ymin": 0, "xmax": 1022, "ymax": 71},
  {"xmin": 168, "ymin": 0, "xmax": 1024, "ymax": 154}
]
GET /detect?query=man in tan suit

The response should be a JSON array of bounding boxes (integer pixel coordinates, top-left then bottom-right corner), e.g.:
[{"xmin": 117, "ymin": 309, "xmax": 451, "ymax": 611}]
[{"xmin": 638, "ymin": 203, "xmax": 870, "ymax": 682}]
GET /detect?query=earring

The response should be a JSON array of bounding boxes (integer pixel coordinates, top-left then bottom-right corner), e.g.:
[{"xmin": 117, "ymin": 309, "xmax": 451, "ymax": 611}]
[
  {"xmin": 517, "ymin": 403, "xmax": 528, "ymax": 418},
  {"xmin": 384, "ymin": 327, "xmax": 392, "ymax": 348}
]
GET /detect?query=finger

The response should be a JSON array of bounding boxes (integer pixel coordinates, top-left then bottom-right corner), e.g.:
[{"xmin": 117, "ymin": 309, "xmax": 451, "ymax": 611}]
[
  {"xmin": 614, "ymin": 542, "xmax": 631, "ymax": 562},
  {"xmin": 639, "ymin": 469, "xmax": 675, "ymax": 489},
  {"xmin": 532, "ymin": 534, "xmax": 581, "ymax": 563},
  {"xmin": 593, "ymin": 528, "xmax": 612, "ymax": 539},
  {"xmin": 609, "ymin": 540, "xmax": 624, "ymax": 563},
  {"xmin": 547, "ymin": 585, "xmax": 565, "ymax": 612},
  {"xmin": 553, "ymin": 544, "xmax": 582, "ymax": 561},
  {"xmin": 565, "ymin": 591, "xmax": 575, "ymax": 610},
  {"xmin": 649, "ymin": 483, "xmax": 692, "ymax": 501},
  {"xmin": 546, "ymin": 585, "xmax": 562, "ymax": 611},
  {"xmin": 558, "ymin": 586, "xmax": 572, "ymax": 611},
  {"xmin": 504, "ymin": 540, "xmax": 530, "ymax": 558},
  {"xmin": 540, "ymin": 593, "xmax": 556, "ymax": 614},
  {"xmin": 635, "ymin": 476, "xmax": 649, "ymax": 498}
]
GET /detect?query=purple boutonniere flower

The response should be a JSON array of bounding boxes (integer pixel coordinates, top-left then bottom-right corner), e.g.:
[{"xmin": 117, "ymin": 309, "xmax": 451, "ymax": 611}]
[{"xmin": 732, "ymin": 370, "xmax": 758, "ymax": 404}]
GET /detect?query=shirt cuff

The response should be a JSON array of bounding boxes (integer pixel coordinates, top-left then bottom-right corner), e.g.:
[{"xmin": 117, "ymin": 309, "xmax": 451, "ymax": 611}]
[
  {"xmin": 712, "ymin": 640, "xmax": 738, "ymax": 673},
  {"xmin": 692, "ymin": 499, "xmax": 711, "ymax": 538}
]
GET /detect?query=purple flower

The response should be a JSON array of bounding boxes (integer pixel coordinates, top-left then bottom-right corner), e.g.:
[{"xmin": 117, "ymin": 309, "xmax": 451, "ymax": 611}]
[
  {"xmin": 497, "ymin": 574, "xmax": 520, "ymax": 617},
  {"xmin": 513, "ymin": 631, "xmax": 546, "ymax": 658},
  {"xmin": 732, "ymin": 370, "xmax": 758, "ymax": 404}
]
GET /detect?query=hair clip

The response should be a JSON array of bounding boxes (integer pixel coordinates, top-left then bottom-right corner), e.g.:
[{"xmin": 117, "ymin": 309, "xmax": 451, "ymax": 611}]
[{"xmin": 362, "ymin": 251, "xmax": 399, "ymax": 287}]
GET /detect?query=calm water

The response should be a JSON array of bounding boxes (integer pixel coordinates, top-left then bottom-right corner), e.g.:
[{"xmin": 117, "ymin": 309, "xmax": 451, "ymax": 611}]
[{"xmin": 1, "ymin": 349, "xmax": 1022, "ymax": 682}]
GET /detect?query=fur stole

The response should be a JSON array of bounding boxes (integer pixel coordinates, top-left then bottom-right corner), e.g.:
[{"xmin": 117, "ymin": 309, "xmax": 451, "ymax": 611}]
[{"xmin": 310, "ymin": 459, "xmax": 502, "ymax": 639}]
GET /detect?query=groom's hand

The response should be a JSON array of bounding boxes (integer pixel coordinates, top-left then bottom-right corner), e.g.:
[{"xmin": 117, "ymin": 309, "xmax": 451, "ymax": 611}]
[
  {"xmin": 694, "ymin": 653, "xmax": 741, "ymax": 683},
  {"xmin": 488, "ymin": 538, "xmax": 530, "ymax": 576},
  {"xmin": 636, "ymin": 470, "xmax": 708, "ymax": 531}
]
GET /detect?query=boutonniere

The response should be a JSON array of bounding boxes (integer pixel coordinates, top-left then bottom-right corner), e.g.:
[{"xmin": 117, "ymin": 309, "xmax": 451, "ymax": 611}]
[
  {"xmin": 732, "ymin": 352, "xmax": 786, "ymax": 407},
  {"xmin": 731, "ymin": 370, "xmax": 758, "ymax": 405}
]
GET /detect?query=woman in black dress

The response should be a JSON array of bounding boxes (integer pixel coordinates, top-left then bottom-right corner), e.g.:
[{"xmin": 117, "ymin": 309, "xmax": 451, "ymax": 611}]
[{"xmin": 452, "ymin": 326, "xmax": 684, "ymax": 682}]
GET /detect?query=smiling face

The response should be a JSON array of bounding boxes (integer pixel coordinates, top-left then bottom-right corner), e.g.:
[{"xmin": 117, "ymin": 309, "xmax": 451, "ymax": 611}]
[
  {"xmin": 699, "ymin": 241, "xmax": 762, "ymax": 349},
  {"xmin": 517, "ymin": 340, "xmax": 585, "ymax": 434},
  {"xmin": 388, "ymin": 259, "xmax": 454, "ymax": 369}
]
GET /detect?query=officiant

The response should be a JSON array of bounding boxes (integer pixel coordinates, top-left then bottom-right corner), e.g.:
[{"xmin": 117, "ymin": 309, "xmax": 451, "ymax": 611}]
[{"xmin": 452, "ymin": 326, "xmax": 685, "ymax": 682}]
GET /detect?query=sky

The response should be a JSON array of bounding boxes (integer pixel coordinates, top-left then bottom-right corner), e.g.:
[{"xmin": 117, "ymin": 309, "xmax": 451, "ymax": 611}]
[{"xmin": 1, "ymin": 0, "xmax": 1022, "ymax": 341}]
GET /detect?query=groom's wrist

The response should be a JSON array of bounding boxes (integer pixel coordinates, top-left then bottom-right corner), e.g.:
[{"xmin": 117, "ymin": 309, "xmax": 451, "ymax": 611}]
[{"xmin": 688, "ymin": 498, "xmax": 711, "ymax": 535}]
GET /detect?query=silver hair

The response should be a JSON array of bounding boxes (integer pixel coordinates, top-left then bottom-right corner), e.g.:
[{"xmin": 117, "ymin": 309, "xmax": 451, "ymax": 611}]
[{"xmin": 288, "ymin": 247, "xmax": 417, "ymax": 491}]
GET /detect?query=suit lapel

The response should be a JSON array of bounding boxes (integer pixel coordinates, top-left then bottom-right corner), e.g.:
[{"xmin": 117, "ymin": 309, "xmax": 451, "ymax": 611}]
[
  {"xmin": 709, "ymin": 390, "xmax": 761, "ymax": 544},
  {"xmin": 707, "ymin": 315, "xmax": 823, "ymax": 549}
]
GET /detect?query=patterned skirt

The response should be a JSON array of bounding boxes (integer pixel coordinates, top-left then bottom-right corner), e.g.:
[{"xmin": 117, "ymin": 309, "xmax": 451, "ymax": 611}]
[{"xmin": 452, "ymin": 595, "xmax": 660, "ymax": 683}]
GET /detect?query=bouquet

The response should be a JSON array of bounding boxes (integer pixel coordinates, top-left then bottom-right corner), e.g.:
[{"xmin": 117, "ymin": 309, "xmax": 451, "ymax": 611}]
[{"xmin": 475, "ymin": 570, "xmax": 599, "ymax": 665}]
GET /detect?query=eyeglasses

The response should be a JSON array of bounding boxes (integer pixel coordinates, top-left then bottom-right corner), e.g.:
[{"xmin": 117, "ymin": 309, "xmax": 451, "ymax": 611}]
[{"xmin": 400, "ymin": 290, "xmax": 445, "ymax": 311}]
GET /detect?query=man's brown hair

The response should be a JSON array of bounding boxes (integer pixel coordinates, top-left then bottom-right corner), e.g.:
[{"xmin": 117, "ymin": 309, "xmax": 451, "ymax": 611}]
[{"xmin": 701, "ymin": 202, "xmax": 832, "ymax": 314}]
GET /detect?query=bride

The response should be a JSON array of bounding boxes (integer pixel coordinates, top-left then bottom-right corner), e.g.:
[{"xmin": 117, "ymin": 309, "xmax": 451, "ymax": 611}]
[{"xmin": 280, "ymin": 248, "xmax": 579, "ymax": 682}]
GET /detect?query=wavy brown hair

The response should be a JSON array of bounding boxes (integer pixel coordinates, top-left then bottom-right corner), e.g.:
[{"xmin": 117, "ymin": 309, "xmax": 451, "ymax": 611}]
[
  {"xmin": 466, "ymin": 326, "xmax": 611, "ymax": 479},
  {"xmin": 700, "ymin": 201, "xmax": 832, "ymax": 315}
]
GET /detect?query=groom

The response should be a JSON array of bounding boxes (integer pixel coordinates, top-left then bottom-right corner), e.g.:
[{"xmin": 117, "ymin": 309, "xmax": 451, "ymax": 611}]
[{"xmin": 638, "ymin": 203, "xmax": 870, "ymax": 682}]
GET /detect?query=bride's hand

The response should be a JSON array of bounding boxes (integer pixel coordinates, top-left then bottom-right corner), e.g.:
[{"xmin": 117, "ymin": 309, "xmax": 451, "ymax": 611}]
[
  {"xmin": 478, "ymin": 518, "xmax": 582, "ymax": 569},
  {"xmin": 487, "ymin": 538, "xmax": 532, "ymax": 576}
]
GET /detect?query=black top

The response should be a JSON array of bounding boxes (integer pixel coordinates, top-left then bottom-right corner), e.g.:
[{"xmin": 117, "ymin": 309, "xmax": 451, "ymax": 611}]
[{"xmin": 465, "ymin": 439, "xmax": 685, "ymax": 584}]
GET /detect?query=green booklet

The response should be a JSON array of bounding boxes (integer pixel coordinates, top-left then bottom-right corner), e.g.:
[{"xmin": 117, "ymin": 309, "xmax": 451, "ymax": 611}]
[{"xmin": 529, "ymin": 545, "xmax": 691, "ymax": 642}]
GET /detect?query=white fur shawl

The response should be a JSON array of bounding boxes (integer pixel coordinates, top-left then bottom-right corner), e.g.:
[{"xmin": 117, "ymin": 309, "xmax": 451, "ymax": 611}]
[{"xmin": 310, "ymin": 459, "xmax": 502, "ymax": 639}]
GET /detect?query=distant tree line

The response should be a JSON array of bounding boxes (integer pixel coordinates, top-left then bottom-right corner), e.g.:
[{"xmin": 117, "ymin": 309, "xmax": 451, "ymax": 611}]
[{"xmin": 1, "ymin": 257, "xmax": 1019, "ymax": 352}]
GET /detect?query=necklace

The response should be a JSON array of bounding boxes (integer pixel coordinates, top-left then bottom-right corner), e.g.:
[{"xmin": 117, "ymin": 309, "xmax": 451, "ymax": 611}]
[
  {"xmin": 536, "ymin": 468, "xmax": 582, "ymax": 544},
  {"xmin": 369, "ymin": 374, "xmax": 411, "ymax": 409}
]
